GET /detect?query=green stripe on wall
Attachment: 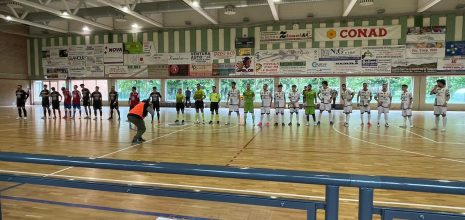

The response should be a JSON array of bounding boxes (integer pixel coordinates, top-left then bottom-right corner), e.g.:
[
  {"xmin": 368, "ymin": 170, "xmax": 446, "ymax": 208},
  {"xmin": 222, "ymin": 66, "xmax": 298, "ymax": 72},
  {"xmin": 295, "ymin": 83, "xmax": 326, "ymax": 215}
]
[
  {"xmin": 312, "ymin": 21, "xmax": 320, "ymax": 48},
  {"xmin": 285, "ymin": 23, "xmax": 293, "ymax": 49},
  {"xmin": 137, "ymin": 33, "xmax": 143, "ymax": 42},
  {"xmin": 90, "ymin": 35, "xmax": 95, "ymax": 44},
  {"xmin": 248, "ymin": 27, "xmax": 255, "ymax": 37},
  {"xmin": 353, "ymin": 19, "xmax": 363, "ymax": 47},
  {"xmin": 46, "ymin": 38, "xmax": 51, "ymax": 47},
  {"xmin": 29, "ymin": 40, "xmax": 35, "ymax": 76},
  {"xmin": 339, "ymin": 20, "xmax": 348, "ymax": 47},
  {"xmin": 169, "ymin": 30, "xmax": 175, "ymax": 53},
  {"xmin": 414, "ymin": 15, "xmax": 423, "ymax": 27},
  {"xmin": 201, "ymin": 28, "xmax": 207, "ymax": 52},
  {"xmin": 158, "ymin": 32, "xmax": 164, "ymax": 53},
  {"xmin": 127, "ymin": 33, "xmax": 133, "ymax": 43},
  {"xmin": 38, "ymin": 39, "xmax": 43, "ymax": 77},
  {"xmin": 272, "ymin": 24, "xmax": 279, "ymax": 49},
  {"xmin": 190, "ymin": 30, "xmax": 196, "ymax": 52},
  {"xmin": 179, "ymin": 30, "xmax": 186, "ymax": 52},
  {"xmin": 108, "ymin": 34, "xmax": 113, "ymax": 43},
  {"xmin": 63, "ymin": 36, "xmax": 68, "ymax": 45},
  {"xmin": 446, "ymin": 14, "xmax": 456, "ymax": 41},
  {"xmin": 399, "ymin": 16, "xmax": 408, "ymax": 45},
  {"xmin": 325, "ymin": 21, "xmax": 334, "ymax": 48},
  {"xmin": 99, "ymin": 34, "xmax": 104, "ymax": 44},
  {"xmin": 260, "ymin": 26, "xmax": 267, "ymax": 50},
  {"xmin": 368, "ymin": 18, "xmax": 377, "ymax": 46},
  {"xmin": 147, "ymin": 32, "xmax": 153, "ymax": 42},
  {"xmin": 80, "ymin": 36, "xmax": 85, "ymax": 45},
  {"xmin": 118, "ymin": 33, "xmax": 123, "ymax": 43},
  {"xmin": 71, "ymin": 36, "xmax": 77, "ymax": 45},
  {"xmin": 224, "ymin": 28, "xmax": 230, "ymax": 51},
  {"xmin": 212, "ymin": 29, "xmax": 219, "ymax": 51},
  {"xmin": 430, "ymin": 15, "xmax": 440, "ymax": 26},
  {"xmin": 383, "ymin": 18, "xmax": 392, "ymax": 45}
]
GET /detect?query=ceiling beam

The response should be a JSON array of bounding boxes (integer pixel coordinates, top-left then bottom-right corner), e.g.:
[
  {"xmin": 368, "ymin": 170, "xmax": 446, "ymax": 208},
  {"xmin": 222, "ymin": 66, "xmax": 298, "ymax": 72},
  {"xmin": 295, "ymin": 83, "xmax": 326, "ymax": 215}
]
[
  {"xmin": 182, "ymin": 0, "xmax": 218, "ymax": 25},
  {"xmin": 418, "ymin": 0, "xmax": 442, "ymax": 13},
  {"xmin": 96, "ymin": 0, "xmax": 163, "ymax": 28},
  {"xmin": 342, "ymin": 0, "xmax": 357, "ymax": 17},
  {"xmin": 266, "ymin": 0, "xmax": 279, "ymax": 21},
  {"xmin": 13, "ymin": 0, "xmax": 113, "ymax": 30},
  {"xmin": 0, "ymin": 14, "xmax": 68, "ymax": 33}
]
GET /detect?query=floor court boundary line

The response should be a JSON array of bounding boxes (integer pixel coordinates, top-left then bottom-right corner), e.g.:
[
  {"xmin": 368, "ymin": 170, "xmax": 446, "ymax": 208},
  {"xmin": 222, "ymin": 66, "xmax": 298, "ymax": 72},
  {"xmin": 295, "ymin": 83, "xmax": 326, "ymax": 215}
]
[
  {"xmin": 402, "ymin": 128, "xmax": 465, "ymax": 145},
  {"xmin": 0, "ymin": 168, "xmax": 464, "ymax": 212}
]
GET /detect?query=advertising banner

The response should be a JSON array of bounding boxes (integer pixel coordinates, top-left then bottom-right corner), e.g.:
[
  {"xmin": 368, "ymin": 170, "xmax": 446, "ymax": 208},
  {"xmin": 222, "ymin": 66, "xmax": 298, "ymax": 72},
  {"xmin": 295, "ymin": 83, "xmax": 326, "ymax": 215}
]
[
  {"xmin": 437, "ymin": 57, "xmax": 465, "ymax": 71},
  {"xmin": 103, "ymin": 43, "xmax": 124, "ymax": 65},
  {"xmin": 168, "ymin": 53, "xmax": 190, "ymax": 64},
  {"xmin": 68, "ymin": 45, "xmax": 86, "ymax": 67},
  {"xmin": 190, "ymin": 64, "xmax": 213, "ymax": 76},
  {"xmin": 361, "ymin": 59, "xmax": 391, "ymax": 74},
  {"xmin": 148, "ymin": 65, "xmax": 168, "ymax": 78},
  {"xmin": 445, "ymin": 41, "xmax": 465, "ymax": 56},
  {"xmin": 406, "ymin": 26, "xmax": 446, "ymax": 58},
  {"xmin": 191, "ymin": 52, "xmax": 212, "ymax": 63},
  {"xmin": 314, "ymin": 25, "xmax": 401, "ymax": 41},
  {"xmin": 212, "ymin": 63, "xmax": 235, "ymax": 76},
  {"xmin": 361, "ymin": 45, "xmax": 406, "ymax": 59},
  {"xmin": 85, "ymin": 45, "xmax": 104, "ymax": 66},
  {"xmin": 124, "ymin": 42, "xmax": 143, "ymax": 54},
  {"xmin": 169, "ymin": 64, "xmax": 189, "ymax": 76},
  {"xmin": 307, "ymin": 61, "xmax": 333, "ymax": 75},
  {"xmin": 212, "ymin": 50, "xmax": 236, "ymax": 60},
  {"xmin": 42, "ymin": 46, "xmax": 68, "ymax": 67},
  {"xmin": 260, "ymin": 29, "xmax": 312, "ymax": 43},
  {"xmin": 405, "ymin": 43, "xmax": 445, "ymax": 58},
  {"xmin": 256, "ymin": 62, "xmax": 279, "ymax": 75},
  {"xmin": 280, "ymin": 61, "xmax": 307, "ymax": 75},
  {"xmin": 235, "ymin": 56, "xmax": 254, "ymax": 75},
  {"xmin": 391, "ymin": 58, "xmax": 438, "ymax": 73},
  {"xmin": 105, "ymin": 65, "xmax": 129, "ymax": 76},
  {"xmin": 331, "ymin": 60, "xmax": 362, "ymax": 74},
  {"xmin": 319, "ymin": 48, "xmax": 361, "ymax": 61}
]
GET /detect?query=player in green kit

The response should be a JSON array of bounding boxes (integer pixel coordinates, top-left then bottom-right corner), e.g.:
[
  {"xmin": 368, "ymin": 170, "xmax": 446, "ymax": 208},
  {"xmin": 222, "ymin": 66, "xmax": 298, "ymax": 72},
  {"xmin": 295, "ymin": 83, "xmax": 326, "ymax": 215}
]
[
  {"xmin": 175, "ymin": 88, "xmax": 185, "ymax": 124},
  {"xmin": 209, "ymin": 86, "xmax": 221, "ymax": 124},
  {"xmin": 304, "ymin": 84, "xmax": 317, "ymax": 126},
  {"xmin": 243, "ymin": 83, "xmax": 255, "ymax": 125},
  {"xmin": 194, "ymin": 83, "xmax": 206, "ymax": 124}
]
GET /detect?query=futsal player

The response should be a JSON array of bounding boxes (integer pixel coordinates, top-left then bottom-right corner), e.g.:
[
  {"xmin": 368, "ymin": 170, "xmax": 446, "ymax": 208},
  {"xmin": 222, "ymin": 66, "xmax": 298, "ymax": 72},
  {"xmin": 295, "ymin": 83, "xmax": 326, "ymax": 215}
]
[
  {"xmin": 357, "ymin": 83, "xmax": 372, "ymax": 126},
  {"xmin": 304, "ymin": 85, "xmax": 317, "ymax": 126},
  {"xmin": 129, "ymin": 87, "xmax": 140, "ymax": 110},
  {"xmin": 209, "ymin": 86, "xmax": 220, "ymax": 125},
  {"xmin": 91, "ymin": 86, "xmax": 103, "ymax": 120},
  {"xmin": 71, "ymin": 85, "xmax": 82, "ymax": 119},
  {"xmin": 194, "ymin": 84, "xmax": 206, "ymax": 124},
  {"xmin": 340, "ymin": 84, "xmax": 354, "ymax": 127},
  {"xmin": 317, "ymin": 81, "xmax": 334, "ymax": 126},
  {"xmin": 80, "ymin": 84, "xmax": 91, "ymax": 119},
  {"xmin": 226, "ymin": 82, "xmax": 241, "ymax": 125},
  {"xmin": 127, "ymin": 99, "xmax": 154, "ymax": 144},
  {"xmin": 243, "ymin": 83, "xmax": 255, "ymax": 125},
  {"xmin": 149, "ymin": 87, "xmax": 162, "ymax": 124},
  {"xmin": 185, "ymin": 87, "xmax": 192, "ymax": 108},
  {"xmin": 39, "ymin": 84, "xmax": 51, "ymax": 119},
  {"xmin": 374, "ymin": 83, "xmax": 392, "ymax": 127},
  {"xmin": 61, "ymin": 87, "xmax": 72, "ymax": 119},
  {"xmin": 175, "ymin": 88, "xmax": 185, "ymax": 124},
  {"xmin": 274, "ymin": 84, "xmax": 286, "ymax": 126},
  {"xmin": 430, "ymin": 79, "xmax": 450, "ymax": 132},
  {"xmin": 15, "ymin": 85, "xmax": 28, "ymax": 120},
  {"xmin": 288, "ymin": 85, "xmax": 300, "ymax": 126},
  {"xmin": 108, "ymin": 86, "xmax": 120, "ymax": 120},
  {"xmin": 50, "ymin": 87, "xmax": 62, "ymax": 119},
  {"xmin": 258, "ymin": 84, "xmax": 272, "ymax": 127},
  {"xmin": 400, "ymin": 84, "xmax": 413, "ymax": 128}
]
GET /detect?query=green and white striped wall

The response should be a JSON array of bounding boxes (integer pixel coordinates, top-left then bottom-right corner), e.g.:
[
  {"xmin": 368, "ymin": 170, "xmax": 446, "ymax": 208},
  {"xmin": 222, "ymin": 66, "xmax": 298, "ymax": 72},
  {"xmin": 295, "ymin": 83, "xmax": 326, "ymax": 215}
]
[{"xmin": 27, "ymin": 13, "xmax": 465, "ymax": 79}]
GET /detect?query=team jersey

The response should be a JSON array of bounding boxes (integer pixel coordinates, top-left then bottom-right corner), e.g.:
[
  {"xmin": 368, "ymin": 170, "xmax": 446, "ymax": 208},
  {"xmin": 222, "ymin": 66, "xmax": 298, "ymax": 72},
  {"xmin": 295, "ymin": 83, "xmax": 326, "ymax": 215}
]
[
  {"xmin": 319, "ymin": 87, "xmax": 333, "ymax": 104},
  {"xmin": 81, "ymin": 88, "xmax": 90, "ymax": 99},
  {"xmin": 304, "ymin": 90, "xmax": 316, "ymax": 107},
  {"xmin": 176, "ymin": 93, "xmax": 185, "ymax": 103},
  {"xmin": 150, "ymin": 92, "xmax": 162, "ymax": 102},
  {"xmin": 193, "ymin": 89, "xmax": 205, "ymax": 100},
  {"xmin": 210, "ymin": 93, "xmax": 220, "ymax": 102},
  {"xmin": 63, "ymin": 90, "xmax": 71, "ymax": 104},
  {"xmin": 289, "ymin": 91, "xmax": 300, "ymax": 104},
  {"xmin": 91, "ymin": 91, "xmax": 102, "ymax": 101},
  {"xmin": 129, "ymin": 92, "xmax": 140, "ymax": 106},
  {"xmin": 40, "ymin": 89, "xmax": 50, "ymax": 101},
  {"xmin": 401, "ymin": 91, "xmax": 413, "ymax": 109},
  {"xmin": 341, "ymin": 89, "xmax": 353, "ymax": 106},
  {"xmin": 109, "ymin": 91, "xmax": 118, "ymax": 102},
  {"xmin": 432, "ymin": 87, "xmax": 450, "ymax": 106},
  {"xmin": 16, "ymin": 89, "xmax": 28, "ymax": 101},
  {"xmin": 72, "ymin": 90, "xmax": 81, "ymax": 104},
  {"xmin": 243, "ymin": 90, "xmax": 255, "ymax": 105},
  {"xmin": 274, "ymin": 91, "xmax": 286, "ymax": 108},
  {"xmin": 228, "ymin": 89, "xmax": 240, "ymax": 105},
  {"xmin": 260, "ymin": 90, "xmax": 272, "ymax": 107},
  {"xmin": 51, "ymin": 91, "xmax": 60, "ymax": 102},
  {"xmin": 185, "ymin": 90, "xmax": 191, "ymax": 98},
  {"xmin": 376, "ymin": 91, "xmax": 392, "ymax": 107},
  {"xmin": 358, "ymin": 89, "xmax": 372, "ymax": 106}
]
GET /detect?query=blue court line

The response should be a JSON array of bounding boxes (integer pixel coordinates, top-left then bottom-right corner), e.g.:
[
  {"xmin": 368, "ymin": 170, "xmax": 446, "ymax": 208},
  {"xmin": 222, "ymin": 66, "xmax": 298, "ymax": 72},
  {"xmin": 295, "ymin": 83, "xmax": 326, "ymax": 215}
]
[
  {"xmin": 0, "ymin": 195, "xmax": 215, "ymax": 220},
  {"xmin": 0, "ymin": 183, "xmax": 24, "ymax": 193}
]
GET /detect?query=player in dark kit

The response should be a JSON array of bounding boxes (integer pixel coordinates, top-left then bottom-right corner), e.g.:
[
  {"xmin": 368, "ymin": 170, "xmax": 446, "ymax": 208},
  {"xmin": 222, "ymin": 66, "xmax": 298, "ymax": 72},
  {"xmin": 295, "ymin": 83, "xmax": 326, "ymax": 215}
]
[
  {"xmin": 39, "ymin": 84, "xmax": 52, "ymax": 119},
  {"xmin": 80, "ymin": 84, "xmax": 92, "ymax": 119},
  {"xmin": 108, "ymin": 86, "xmax": 120, "ymax": 120},
  {"xmin": 15, "ymin": 85, "xmax": 29, "ymax": 120},
  {"xmin": 50, "ymin": 87, "xmax": 62, "ymax": 119},
  {"xmin": 91, "ymin": 86, "xmax": 103, "ymax": 120},
  {"xmin": 149, "ymin": 86, "xmax": 162, "ymax": 124}
]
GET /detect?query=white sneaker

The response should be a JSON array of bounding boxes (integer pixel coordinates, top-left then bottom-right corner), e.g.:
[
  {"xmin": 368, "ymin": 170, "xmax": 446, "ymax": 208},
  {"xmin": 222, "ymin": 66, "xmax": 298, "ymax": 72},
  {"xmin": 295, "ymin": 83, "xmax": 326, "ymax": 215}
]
[
  {"xmin": 431, "ymin": 127, "xmax": 438, "ymax": 130},
  {"xmin": 305, "ymin": 123, "xmax": 310, "ymax": 126},
  {"xmin": 410, "ymin": 125, "xmax": 414, "ymax": 128},
  {"xmin": 16, "ymin": 117, "xmax": 21, "ymax": 120},
  {"xmin": 441, "ymin": 128, "xmax": 446, "ymax": 132},
  {"xmin": 23, "ymin": 117, "xmax": 27, "ymax": 120},
  {"xmin": 385, "ymin": 123, "xmax": 389, "ymax": 127},
  {"xmin": 399, "ymin": 125, "xmax": 406, "ymax": 128}
]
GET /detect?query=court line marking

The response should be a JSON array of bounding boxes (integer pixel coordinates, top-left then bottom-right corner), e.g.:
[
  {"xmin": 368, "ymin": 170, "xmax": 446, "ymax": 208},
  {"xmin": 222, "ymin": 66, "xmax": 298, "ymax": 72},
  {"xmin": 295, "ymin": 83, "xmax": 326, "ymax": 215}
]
[
  {"xmin": 351, "ymin": 127, "xmax": 425, "ymax": 140},
  {"xmin": 332, "ymin": 126, "xmax": 465, "ymax": 164},
  {"xmin": 401, "ymin": 128, "xmax": 465, "ymax": 145},
  {"xmin": 0, "ymin": 169, "xmax": 464, "ymax": 212}
]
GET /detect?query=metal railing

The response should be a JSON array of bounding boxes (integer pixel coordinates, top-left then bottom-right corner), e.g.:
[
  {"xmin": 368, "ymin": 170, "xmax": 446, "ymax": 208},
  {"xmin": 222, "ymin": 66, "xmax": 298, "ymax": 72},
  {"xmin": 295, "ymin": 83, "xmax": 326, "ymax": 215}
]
[{"xmin": 0, "ymin": 152, "xmax": 464, "ymax": 220}]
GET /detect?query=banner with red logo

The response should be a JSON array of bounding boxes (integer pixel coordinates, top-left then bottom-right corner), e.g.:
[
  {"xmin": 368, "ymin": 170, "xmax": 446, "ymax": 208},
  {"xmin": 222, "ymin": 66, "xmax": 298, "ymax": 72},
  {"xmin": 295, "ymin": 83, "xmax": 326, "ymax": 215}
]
[
  {"xmin": 314, "ymin": 25, "xmax": 402, "ymax": 41},
  {"xmin": 437, "ymin": 57, "xmax": 465, "ymax": 71}
]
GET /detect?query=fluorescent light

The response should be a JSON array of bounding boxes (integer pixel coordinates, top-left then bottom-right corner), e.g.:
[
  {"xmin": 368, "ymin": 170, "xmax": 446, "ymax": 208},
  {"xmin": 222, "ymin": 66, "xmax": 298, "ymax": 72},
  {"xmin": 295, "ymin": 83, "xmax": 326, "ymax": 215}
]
[
  {"xmin": 82, "ymin": 26, "xmax": 90, "ymax": 31},
  {"xmin": 122, "ymin": 6, "xmax": 129, "ymax": 12},
  {"xmin": 131, "ymin": 23, "xmax": 139, "ymax": 28},
  {"xmin": 5, "ymin": 16, "xmax": 11, "ymax": 20},
  {"xmin": 343, "ymin": 0, "xmax": 357, "ymax": 17},
  {"xmin": 418, "ymin": 0, "xmax": 441, "ymax": 12},
  {"xmin": 62, "ymin": 11, "xmax": 69, "ymax": 16},
  {"xmin": 273, "ymin": 0, "xmax": 281, "ymax": 2},
  {"xmin": 192, "ymin": 0, "xmax": 200, "ymax": 7}
]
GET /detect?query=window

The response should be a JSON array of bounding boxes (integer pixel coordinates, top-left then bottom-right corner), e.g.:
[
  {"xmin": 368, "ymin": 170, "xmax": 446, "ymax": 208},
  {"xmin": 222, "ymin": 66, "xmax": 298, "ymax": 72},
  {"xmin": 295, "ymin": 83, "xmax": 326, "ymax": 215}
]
[
  {"xmin": 279, "ymin": 77, "xmax": 340, "ymax": 101},
  {"xmin": 346, "ymin": 76, "xmax": 413, "ymax": 103},
  {"xmin": 71, "ymin": 80, "xmax": 109, "ymax": 101},
  {"xmin": 116, "ymin": 80, "xmax": 161, "ymax": 101},
  {"xmin": 220, "ymin": 78, "xmax": 274, "ymax": 102},
  {"xmin": 33, "ymin": 80, "xmax": 67, "ymax": 103},
  {"xmin": 165, "ymin": 79, "xmax": 215, "ymax": 101},
  {"xmin": 425, "ymin": 76, "xmax": 465, "ymax": 104}
]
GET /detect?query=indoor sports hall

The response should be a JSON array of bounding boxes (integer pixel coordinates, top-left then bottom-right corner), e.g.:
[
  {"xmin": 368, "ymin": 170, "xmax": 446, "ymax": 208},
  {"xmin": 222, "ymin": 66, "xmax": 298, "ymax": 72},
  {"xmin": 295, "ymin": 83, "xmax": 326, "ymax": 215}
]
[{"xmin": 0, "ymin": 0, "xmax": 464, "ymax": 219}]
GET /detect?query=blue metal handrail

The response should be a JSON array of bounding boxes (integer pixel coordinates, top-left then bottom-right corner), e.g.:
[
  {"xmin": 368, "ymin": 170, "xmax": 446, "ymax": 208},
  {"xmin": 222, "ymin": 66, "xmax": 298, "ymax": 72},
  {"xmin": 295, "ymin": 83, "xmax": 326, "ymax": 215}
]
[{"xmin": 0, "ymin": 152, "xmax": 464, "ymax": 220}]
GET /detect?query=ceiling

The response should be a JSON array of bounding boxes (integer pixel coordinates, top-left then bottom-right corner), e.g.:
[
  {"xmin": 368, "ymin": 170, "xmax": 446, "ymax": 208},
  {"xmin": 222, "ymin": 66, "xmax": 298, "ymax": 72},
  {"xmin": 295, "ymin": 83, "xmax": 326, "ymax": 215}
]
[{"xmin": 0, "ymin": 0, "xmax": 464, "ymax": 37}]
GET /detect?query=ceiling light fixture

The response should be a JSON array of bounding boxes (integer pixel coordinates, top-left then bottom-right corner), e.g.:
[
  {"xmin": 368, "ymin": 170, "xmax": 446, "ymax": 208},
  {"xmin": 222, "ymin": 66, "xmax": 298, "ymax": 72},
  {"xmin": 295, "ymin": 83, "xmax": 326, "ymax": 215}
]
[
  {"xmin": 82, "ymin": 26, "xmax": 90, "ymax": 31},
  {"xmin": 359, "ymin": 0, "xmax": 374, "ymax": 7},
  {"xmin": 122, "ymin": 6, "xmax": 129, "ymax": 12},
  {"xmin": 131, "ymin": 23, "xmax": 139, "ymax": 28},
  {"xmin": 5, "ymin": 16, "xmax": 12, "ymax": 20},
  {"xmin": 224, "ymin": 5, "xmax": 236, "ymax": 15},
  {"xmin": 192, "ymin": 0, "xmax": 200, "ymax": 8}
]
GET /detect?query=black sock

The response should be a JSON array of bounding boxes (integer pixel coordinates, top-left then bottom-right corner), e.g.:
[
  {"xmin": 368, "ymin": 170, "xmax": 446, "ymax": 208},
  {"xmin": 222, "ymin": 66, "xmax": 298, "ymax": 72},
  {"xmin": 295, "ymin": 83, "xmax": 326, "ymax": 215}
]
[
  {"xmin": 312, "ymin": 114, "xmax": 316, "ymax": 121},
  {"xmin": 117, "ymin": 110, "xmax": 120, "ymax": 117},
  {"xmin": 23, "ymin": 108, "xmax": 27, "ymax": 117},
  {"xmin": 99, "ymin": 109, "xmax": 102, "ymax": 116},
  {"xmin": 110, "ymin": 110, "xmax": 113, "ymax": 118},
  {"xmin": 18, "ymin": 108, "xmax": 22, "ymax": 117},
  {"xmin": 43, "ymin": 108, "xmax": 47, "ymax": 117}
]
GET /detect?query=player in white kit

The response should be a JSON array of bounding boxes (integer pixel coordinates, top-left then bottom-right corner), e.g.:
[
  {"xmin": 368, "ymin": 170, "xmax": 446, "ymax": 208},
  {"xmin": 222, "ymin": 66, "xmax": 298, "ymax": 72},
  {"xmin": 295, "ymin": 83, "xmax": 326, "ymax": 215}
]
[
  {"xmin": 340, "ymin": 84, "xmax": 354, "ymax": 127},
  {"xmin": 274, "ymin": 84, "xmax": 286, "ymax": 126},
  {"xmin": 357, "ymin": 83, "xmax": 372, "ymax": 127},
  {"xmin": 226, "ymin": 82, "xmax": 241, "ymax": 125},
  {"xmin": 317, "ymin": 81, "xmax": 334, "ymax": 126},
  {"xmin": 258, "ymin": 84, "xmax": 273, "ymax": 127},
  {"xmin": 399, "ymin": 84, "xmax": 414, "ymax": 128},
  {"xmin": 430, "ymin": 79, "xmax": 450, "ymax": 132},
  {"xmin": 288, "ymin": 85, "xmax": 300, "ymax": 126},
  {"xmin": 375, "ymin": 83, "xmax": 392, "ymax": 127}
]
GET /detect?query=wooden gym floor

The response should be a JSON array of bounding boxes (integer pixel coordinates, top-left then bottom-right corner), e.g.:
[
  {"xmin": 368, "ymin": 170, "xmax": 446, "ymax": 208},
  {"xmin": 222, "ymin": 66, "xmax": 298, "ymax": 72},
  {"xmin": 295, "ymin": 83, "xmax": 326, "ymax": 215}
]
[{"xmin": 0, "ymin": 106, "xmax": 464, "ymax": 219}]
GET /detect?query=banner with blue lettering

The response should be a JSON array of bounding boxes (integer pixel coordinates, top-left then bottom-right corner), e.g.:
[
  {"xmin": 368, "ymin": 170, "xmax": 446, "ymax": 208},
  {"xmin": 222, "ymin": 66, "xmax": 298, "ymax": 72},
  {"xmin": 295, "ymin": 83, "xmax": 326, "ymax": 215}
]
[
  {"xmin": 103, "ymin": 43, "xmax": 124, "ymax": 65},
  {"xmin": 445, "ymin": 41, "xmax": 465, "ymax": 56}
]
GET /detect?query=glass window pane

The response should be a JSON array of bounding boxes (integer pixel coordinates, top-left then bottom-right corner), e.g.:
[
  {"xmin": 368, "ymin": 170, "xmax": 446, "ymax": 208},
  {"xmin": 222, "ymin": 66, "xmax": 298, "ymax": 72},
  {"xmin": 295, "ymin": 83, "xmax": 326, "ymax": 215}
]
[
  {"xmin": 165, "ymin": 79, "xmax": 215, "ymax": 101},
  {"xmin": 425, "ymin": 76, "xmax": 465, "ymax": 104},
  {"xmin": 279, "ymin": 77, "xmax": 340, "ymax": 101},
  {"xmin": 346, "ymin": 76, "xmax": 413, "ymax": 103},
  {"xmin": 33, "ymin": 81, "xmax": 43, "ymax": 102},
  {"xmin": 116, "ymin": 80, "xmax": 161, "ymax": 101},
  {"xmin": 220, "ymin": 78, "xmax": 274, "ymax": 102}
]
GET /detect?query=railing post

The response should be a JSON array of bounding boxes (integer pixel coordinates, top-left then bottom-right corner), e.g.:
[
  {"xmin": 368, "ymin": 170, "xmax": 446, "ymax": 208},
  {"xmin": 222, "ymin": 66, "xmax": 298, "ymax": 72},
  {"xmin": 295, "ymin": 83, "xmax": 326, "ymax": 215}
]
[
  {"xmin": 307, "ymin": 204, "xmax": 317, "ymax": 220},
  {"xmin": 358, "ymin": 187, "xmax": 374, "ymax": 220},
  {"xmin": 0, "ymin": 193, "xmax": 3, "ymax": 220},
  {"xmin": 325, "ymin": 185, "xmax": 339, "ymax": 220}
]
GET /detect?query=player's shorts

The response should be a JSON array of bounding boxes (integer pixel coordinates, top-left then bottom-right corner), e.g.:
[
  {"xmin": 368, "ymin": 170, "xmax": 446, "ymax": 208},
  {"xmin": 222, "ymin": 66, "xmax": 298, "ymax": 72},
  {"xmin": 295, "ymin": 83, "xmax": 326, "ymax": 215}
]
[
  {"xmin": 83, "ymin": 98, "xmax": 90, "ymax": 106},
  {"xmin": 289, "ymin": 107, "xmax": 299, "ymax": 114},
  {"xmin": 360, "ymin": 105, "xmax": 371, "ymax": 113},
  {"xmin": 176, "ymin": 103, "xmax": 185, "ymax": 112},
  {"xmin": 195, "ymin": 100, "xmax": 204, "ymax": 110},
  {"xmin": 319, "ymin": 103, "xmax": 332, "ymax": 111},
  {"xmin": 16, "ymin": 100, "xmax": 25, "ymax": 107},
  {"xmin": 433, "ymin": 106, "xmax": 447, "ymax": 115},
  {"xmin": 305, "ymin": 106, "xmax": 315, "ymax": 115},
  {"xmin": 343, "ymin": 105, "xmax": 352, "ymax": 114},
  {"xmin": 42, "ymin": 100, "xmax": 50, "ymax": 108},
  {"xmin": 377, "ymin": 106, "xmax": 389, "ymax": 114},
  {"xmin": 275, "ymin": 107, "xmax": 285, "ymax": 114},
  {"xmin": 152, "ymin": 101, "xmax": 160, "ymax": 111},
  {"xmin": 244, "ymin": 103, "xmax": 254, "ymax": 113},
  {"xmin": 64, "ymin": 103, "xmax": 71, "ymax": 109},
  {"xmin": 93, "ymin": 101, "xmax": 102, "ymax": 109},
  {"xmin": 402, "ymin": 109, "xmax": 412, "ymax": 117},
  {"xmin": 210, "ymin": 102, "xmax": 219, "ymax": 112},
  {"xmin": 261, "ymin": 106, "xmax": 271, "ymax": 114},
  {"xmin": 229, "ymin": 104, "xmax": 239, "ymax": 112},
  {"xmin": 110, "ymin": 101, "xmax": 118, "ymax": 109},
  {"xmin": 52, "ymin": 101, "xmax": 60, "ymax": 110},
  {"xmin": 72, "ymin": 103, "xmax": 80, "ymax": 109}
]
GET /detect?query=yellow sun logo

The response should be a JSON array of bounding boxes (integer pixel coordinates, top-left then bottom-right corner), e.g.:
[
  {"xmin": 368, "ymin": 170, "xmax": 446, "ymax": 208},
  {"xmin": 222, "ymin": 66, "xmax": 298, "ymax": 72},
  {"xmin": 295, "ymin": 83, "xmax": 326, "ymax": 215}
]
[{"xmin": 327, "ymin": 29, "xmax": 337, "ymax": 39}]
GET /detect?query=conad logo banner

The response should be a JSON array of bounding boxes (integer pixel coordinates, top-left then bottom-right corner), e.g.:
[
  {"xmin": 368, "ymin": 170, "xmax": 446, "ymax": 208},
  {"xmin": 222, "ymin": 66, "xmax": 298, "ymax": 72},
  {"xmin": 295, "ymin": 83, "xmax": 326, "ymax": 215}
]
[{"xmin": 314, "ymin": 25, "xmax": 402, "ymax": 41}]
